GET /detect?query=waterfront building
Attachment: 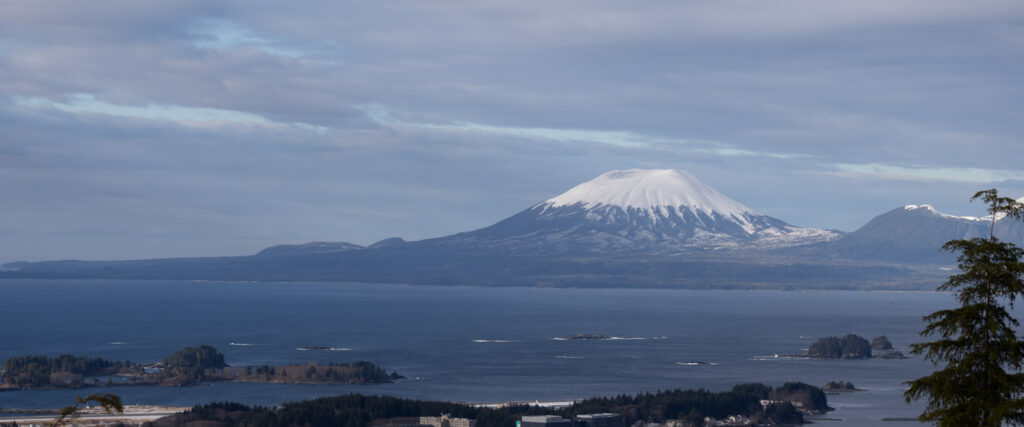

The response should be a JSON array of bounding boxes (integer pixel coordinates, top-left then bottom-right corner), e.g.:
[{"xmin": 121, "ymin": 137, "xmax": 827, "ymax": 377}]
[
  {"xmin": 575, "ymin": 413, "xmax": 623, "ymax": 427},
  {"xmin": 519, "ymin": 415, "xmax": 572, "ymax": 427}
]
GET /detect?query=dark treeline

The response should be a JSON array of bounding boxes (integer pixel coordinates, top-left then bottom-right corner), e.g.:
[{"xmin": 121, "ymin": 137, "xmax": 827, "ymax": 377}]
[
  {"xmin": 230, "ymin": 361, "xmax": 404, "ymax": 384},
  {"xmin": 339, "ymin": 361, "xmax": 404, "ymax": 383},
  {"xmin": 155, "ymin": 345, "xmax": 228, "ymax": 386},
  {"xmin": 150, "ymin": 383, "xmax": 825, "ymax": 427}
]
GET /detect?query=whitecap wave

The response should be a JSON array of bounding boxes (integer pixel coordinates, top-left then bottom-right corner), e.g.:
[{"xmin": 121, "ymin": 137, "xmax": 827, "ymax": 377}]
[
  {"xmin": 554, "ymin": 355, "xmax": 583, "ymax": 359},
  {"xmin": 676, "ymin": 361, "xmax": 718, "ymax": 366},
  {"xmin": 108, "ymin": 342, "xmax": 124, "ymax": 345},
  {"xmin": 554, "ymin": 336, "xmax": 646, "ymax": 341},
  {"xmin": 652, "ymin": 336, "xmax": 668, "ymax": 340},
  {"xmin": 229, "ymin": 342, "xmax": 254, "ymax": 347},
  {"xmin": 472, "ymin": 339, "xmax": 512, "ymax": 343},
  {"xmin": 750, "ymin": 354, "xmax": 806, "ymax": 361},
  {"xmin": 751, "ymin": 355, "xmax": 779, "ymax": 360},
  {"xmin": 328, "ymin": 347, "xmax": 351, "ymax": 351},
  {"xmin": 799, "ymin": 336, "xmax": 814, "ymax": 339}
]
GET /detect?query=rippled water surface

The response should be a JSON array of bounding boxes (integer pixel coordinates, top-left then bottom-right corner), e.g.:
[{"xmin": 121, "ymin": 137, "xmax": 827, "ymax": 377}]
[{"xmin": 0, "ymin": 280, "xmax": 967, "ymax": 424}]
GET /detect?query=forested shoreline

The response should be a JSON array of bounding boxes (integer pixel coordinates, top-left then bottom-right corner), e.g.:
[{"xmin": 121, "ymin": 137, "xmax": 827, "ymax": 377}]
[{"xmin": 0, "ymin": 345, "xmax": 401, "ymax": 390}]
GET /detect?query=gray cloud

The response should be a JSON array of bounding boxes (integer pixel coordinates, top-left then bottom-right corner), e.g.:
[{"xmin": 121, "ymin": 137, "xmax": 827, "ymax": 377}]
[{"xmin": 1, "ymin": 1, "xmax": 1023, "ymax": 262}]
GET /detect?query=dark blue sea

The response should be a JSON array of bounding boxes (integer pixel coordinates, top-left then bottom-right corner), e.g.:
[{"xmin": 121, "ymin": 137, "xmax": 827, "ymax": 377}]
[{"xmin": 0, "ymin": 280, "xmax": 966, "ymax": 424}]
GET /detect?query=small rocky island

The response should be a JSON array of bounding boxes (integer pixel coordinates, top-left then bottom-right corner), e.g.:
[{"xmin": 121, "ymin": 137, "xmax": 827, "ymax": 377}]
[
  {"xmin": 560, "ymin": 333, "xmax": 611, "ymax": 340},
  {"xmin": 808, "ymin": 334, "xmax": 871, "ymax": 359},
  {"xmin": 822, "ymin": 381, "xmax": 860, "ymax": 393},
  {"xmin": 804, "ymin": 334, "xmax": 906, "ymax": 359},
  {"xmin": 870, "ymin": 335, "xmax": 906, "ymax": 359},
  {"xmin": 0, "ymin": 345, "xmax": 402, "ymax": 390}
]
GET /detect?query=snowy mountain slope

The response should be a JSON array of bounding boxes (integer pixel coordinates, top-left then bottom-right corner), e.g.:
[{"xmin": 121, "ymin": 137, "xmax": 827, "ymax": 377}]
[
  {"xmin": 546, "ymin": 169, "xmax": 756, "ymax": 218},
  {"xmin": 804, "ymin": 200, "xmax": 1024, "ymax": 264},
  {"xmin": 430, "ymin": 169, "xmax": 841, "ymax": 253}
]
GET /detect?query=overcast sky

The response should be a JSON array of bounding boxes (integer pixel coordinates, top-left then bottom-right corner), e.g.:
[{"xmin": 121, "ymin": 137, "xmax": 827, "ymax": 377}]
[{"xmin": 2, "ymin": 1, "xmax": 1023, "ymax": 262}]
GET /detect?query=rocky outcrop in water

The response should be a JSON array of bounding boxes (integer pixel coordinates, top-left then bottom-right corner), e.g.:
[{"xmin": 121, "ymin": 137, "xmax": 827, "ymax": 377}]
[
  {"xmin": 822, "ymin": 381, "xmax": 859, "ymax": 392},
  {"xmin": 808, "ymin": 334, "xmax": 872, "ymax": 359},
  {"xmin": 561, "ymin": 333, "xmax": 610, "ymax": 340},
  {"xmin": 871, "ymin": 336, "xmax": 893, "ymax": 350}
]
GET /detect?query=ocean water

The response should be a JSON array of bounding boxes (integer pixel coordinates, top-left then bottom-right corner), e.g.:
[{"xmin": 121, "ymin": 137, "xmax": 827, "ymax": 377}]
[{"xmin": 0, "ymin": 280, "xmax": 966, "ymax": 424}]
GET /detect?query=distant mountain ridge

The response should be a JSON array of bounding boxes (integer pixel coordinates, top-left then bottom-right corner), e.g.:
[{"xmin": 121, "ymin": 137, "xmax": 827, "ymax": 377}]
[
  {"xmin": 2, "ymin": 169, "xmax": 1021, "ymax": 290},
  {"xmin": 256, "ymin": 241, "xmax": 364, "ymax": 257},
  {"xmin": 800, "ymin": 201, "xmax": 1024, "ymax": 264}
]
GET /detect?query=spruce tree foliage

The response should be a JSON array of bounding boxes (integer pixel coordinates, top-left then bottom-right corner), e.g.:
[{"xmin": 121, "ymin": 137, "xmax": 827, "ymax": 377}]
[
  {"xmin": 53, "ymin": 393, "xmax": 123, "ymax": 426},
  {"xmin": 905, "ymin": 189, "xmax": 1024, "ymax": 426}
]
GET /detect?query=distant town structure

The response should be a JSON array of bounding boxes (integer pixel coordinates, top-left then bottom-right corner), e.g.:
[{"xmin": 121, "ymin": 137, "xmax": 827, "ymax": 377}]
[
  {"xmin": 759, "ymin": 399, "xmax": 802, "ymax": 408},
  {"xmin": 703, "ymin": 414, "xmax": 750, "ymax": 426},
  {"xmin": 421, "ymin": 414, "xmax": 475, "ymax": 427},
  {"xmin": 575, "ymin": 413, "xmax": 623, "ymax": 427},
  {"xmin": 373, "ymin": 415, "xmax": 475, "ymax": 427},
  {"xmin": 519, "ymin": 415, "xmax": 572, "ymax": 427}
]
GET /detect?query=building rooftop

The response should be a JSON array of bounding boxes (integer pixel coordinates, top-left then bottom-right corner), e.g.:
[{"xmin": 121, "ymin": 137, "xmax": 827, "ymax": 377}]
[{"xmin": 521, "ymin": 416, "xmax": 569, "ymax": 423}]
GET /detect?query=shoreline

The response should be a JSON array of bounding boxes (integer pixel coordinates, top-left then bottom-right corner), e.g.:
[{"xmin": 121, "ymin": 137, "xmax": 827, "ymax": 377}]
[
  {"xmin": 471, "ymin": 399, "xmax": 579, "ymax": 409},
  {"xmin": 0, "ymin": 404, "xmax": 189, "ymax": 425},
  {"xmin": 0, "ymin": 277, "xmax": 950, "ymax": 293}
]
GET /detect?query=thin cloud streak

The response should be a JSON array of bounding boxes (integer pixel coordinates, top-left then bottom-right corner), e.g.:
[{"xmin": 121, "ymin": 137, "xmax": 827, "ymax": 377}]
[
  {"xmin": 14, "ymin": 94, "xmax": 329, "ymax": 133},
  {"xmin": 357, "ymin": 104, "xmax": 805, "ymax": 158},
  {"xmin": 835, "ymin": 163, "xmax": 1024, "ymax": 183},
  {"xmin": 189, "ymin": 19, "xmax": 344, "ymax": 64}
]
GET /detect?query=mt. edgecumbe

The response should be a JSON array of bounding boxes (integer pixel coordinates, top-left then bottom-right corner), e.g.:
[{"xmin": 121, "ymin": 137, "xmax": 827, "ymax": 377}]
[{"xmin": 426, "ymin": 169, "xmax": 842, "ymax": 254}]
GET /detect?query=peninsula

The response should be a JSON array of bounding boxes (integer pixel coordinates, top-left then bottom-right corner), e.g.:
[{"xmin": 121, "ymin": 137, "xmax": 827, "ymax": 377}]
[{"xmin": 0, "ymin": 345, "xmax": 402, "ymax": 390}]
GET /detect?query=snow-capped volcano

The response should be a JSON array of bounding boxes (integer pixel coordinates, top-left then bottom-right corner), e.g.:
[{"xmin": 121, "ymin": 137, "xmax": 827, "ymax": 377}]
[
  {"xmin": 547, "ymin": 169, "xmax": 750, "ymax": 211},
  {"xmin": 436, "ymin": 169, "xmax": 841, "ymax": 254},
  {"xmin": 543, "ymin": 169, "xmax": 761, "ymax": 233}
]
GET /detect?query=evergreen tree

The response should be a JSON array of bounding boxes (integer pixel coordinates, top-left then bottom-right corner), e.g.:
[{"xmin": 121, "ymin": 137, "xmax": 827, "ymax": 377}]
[
  {"xmin": 54, "ymin": 393, "xmax": 123, "ymax": 426},
  {"xmin": 905, "ymin": 189, "xmax": 1024, "ymax": 426}
]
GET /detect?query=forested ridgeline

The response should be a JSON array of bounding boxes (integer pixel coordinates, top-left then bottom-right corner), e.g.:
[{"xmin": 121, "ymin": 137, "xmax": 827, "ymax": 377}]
[
  {"xmin": 226, "ymin": 360, "xmax": 403, "ymax": 384},
  {"xmin": 150, "ymin": 383, "xmax": 826, "ymax": 427}
]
